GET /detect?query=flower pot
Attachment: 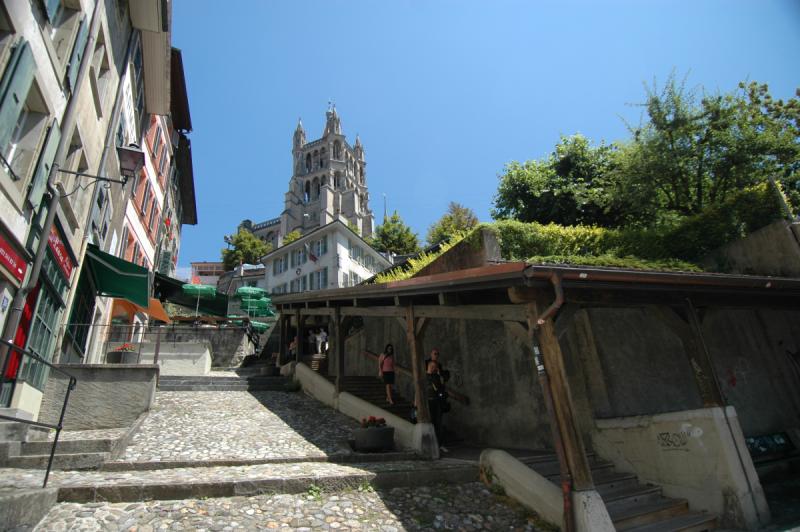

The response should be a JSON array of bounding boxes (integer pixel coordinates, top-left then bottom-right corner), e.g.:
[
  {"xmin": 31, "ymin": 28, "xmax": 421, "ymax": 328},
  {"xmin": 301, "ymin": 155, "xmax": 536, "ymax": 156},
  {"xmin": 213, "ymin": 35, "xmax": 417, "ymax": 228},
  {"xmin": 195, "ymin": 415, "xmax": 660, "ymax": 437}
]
[
  {"xmin": 353, "ymin": 426, "xmax": 395, "ymax": 452},
  {"xmin": 106, "ymin": 351, "xmax": 138, "ymax": 364}
]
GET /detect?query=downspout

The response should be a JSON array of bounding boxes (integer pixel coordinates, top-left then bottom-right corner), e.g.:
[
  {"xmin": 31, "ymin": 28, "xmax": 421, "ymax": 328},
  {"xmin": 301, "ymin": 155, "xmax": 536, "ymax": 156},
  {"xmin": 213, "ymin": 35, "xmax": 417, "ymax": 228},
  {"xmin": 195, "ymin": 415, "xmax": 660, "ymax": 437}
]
[
  {"xmin": 529, "ymin": 272, "xmax": 574, "ymax": 532},
  {"xmin": 1, "ymin": 0, "xmax": 103, "ymax": 353}
]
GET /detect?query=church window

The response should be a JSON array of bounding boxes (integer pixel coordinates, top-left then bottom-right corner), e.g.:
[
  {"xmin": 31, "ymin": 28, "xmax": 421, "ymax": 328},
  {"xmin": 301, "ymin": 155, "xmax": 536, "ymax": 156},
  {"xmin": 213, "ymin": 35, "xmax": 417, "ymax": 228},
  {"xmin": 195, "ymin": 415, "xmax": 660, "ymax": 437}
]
[
  {"xmin": 313, "ymin": 150, "xmax": 319, "ymax": 170},
  {"xmin": 304, "ymin": 181, "xmax": 311, "ymax": 203},
  {"xmin": 320, "ymin": 147, "xmax": 326, "ymax": 167},
  {"xmin": 333, "ymin": 140, "xmax": 342, "ymax": 160},
  {"xmin": 334, "ymin": 171, "xmax": 341, "ymax": 189},
  {"xmin": 305, "ymin": 153, "xmax": 311, "ymax": 173},
  {"xmin": 321, "ymin": 176, "xmax": 327, "ymax": 186},
  {"xmin": 312, "ymin": 177, "xmax": 320, "ymax": 200}
]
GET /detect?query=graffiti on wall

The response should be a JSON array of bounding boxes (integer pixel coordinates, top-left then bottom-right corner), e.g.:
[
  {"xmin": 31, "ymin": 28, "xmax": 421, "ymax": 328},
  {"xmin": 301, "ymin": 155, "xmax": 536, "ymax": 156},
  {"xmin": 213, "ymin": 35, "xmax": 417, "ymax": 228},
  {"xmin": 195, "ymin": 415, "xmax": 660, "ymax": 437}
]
[{"xmin": 657, "ymin": 424, "xmax": 703, "ymax": 452}]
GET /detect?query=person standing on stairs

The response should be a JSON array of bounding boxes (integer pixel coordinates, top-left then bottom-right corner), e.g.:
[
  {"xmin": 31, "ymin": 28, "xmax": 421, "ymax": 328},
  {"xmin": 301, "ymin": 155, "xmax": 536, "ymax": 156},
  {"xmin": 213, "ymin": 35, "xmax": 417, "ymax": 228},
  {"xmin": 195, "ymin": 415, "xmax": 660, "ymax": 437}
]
[
  {"xmin": 427, "ymin": 348, "xmax": 450, "ymax": 453},
  {"xmin": 378, "ymin": 343, "xmax": 396, "ymax": 405}
]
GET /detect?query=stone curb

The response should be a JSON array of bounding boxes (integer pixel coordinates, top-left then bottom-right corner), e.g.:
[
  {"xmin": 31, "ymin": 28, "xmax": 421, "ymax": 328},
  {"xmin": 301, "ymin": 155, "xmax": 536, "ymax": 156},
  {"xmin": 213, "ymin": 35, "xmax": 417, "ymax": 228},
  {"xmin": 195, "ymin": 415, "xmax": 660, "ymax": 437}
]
[
  {"xmin": 109, "ymin": 411, "xmax": 150, "ymax": 461},
  {"xmin": 101, "ymin": 450, "xmax": 421, "ymax": 471},
  {"xmin": 53, "ymin": 463, "xmax": 479, "ymax": 503}
]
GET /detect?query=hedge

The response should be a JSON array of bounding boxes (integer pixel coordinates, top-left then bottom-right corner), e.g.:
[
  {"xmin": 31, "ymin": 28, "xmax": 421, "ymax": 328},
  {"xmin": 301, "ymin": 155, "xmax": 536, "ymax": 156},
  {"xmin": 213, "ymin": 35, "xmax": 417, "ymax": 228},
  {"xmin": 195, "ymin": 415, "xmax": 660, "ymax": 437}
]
[{"xmin": 486, "ymin": 181, "xmax": 789, "ymax": 269}]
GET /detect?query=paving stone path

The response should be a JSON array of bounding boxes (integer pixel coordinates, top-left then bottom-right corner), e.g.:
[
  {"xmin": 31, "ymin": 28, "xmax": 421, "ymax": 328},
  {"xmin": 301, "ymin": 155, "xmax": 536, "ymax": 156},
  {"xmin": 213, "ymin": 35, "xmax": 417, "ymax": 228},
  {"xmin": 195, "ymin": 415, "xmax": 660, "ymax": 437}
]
[
  {"xmin": 15, "ymin": 387, "xmax": 546, "ymax": 530},
  {"xmin": 118, "ymin": 391, "xmax": 358, "ymax": 463},
  {"xmin": 35, "ymin": 483, "xmax": 540, "ymax": 531}
]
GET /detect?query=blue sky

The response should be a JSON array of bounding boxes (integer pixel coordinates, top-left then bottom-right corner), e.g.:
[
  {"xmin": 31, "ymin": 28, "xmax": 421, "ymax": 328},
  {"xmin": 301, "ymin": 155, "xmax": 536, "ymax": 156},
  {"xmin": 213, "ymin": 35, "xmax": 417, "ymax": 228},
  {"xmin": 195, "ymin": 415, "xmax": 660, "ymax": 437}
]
[{"xmin": 172, "ymin": 0, "xmax": 800, "ymax": 273}]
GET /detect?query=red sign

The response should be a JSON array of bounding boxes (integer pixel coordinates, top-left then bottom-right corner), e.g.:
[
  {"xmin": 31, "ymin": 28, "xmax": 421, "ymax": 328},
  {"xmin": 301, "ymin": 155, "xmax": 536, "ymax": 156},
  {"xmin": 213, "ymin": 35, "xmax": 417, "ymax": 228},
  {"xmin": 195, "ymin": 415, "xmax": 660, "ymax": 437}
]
[
  {"xmin": 0, "ymin": 233, "xmax": 27, "ymax": 283},
  {"xmin": 48, "ymin": 226, "xmax": 75, "ymax": 279}
]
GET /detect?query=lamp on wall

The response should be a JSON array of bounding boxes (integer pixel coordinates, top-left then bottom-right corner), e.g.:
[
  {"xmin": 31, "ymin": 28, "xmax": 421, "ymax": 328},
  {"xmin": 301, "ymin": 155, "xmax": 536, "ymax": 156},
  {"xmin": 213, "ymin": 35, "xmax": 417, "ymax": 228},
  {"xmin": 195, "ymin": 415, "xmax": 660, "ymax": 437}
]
[{"xmin": 57, "ymin": 143, "xmax": 145, "ymax": 186}]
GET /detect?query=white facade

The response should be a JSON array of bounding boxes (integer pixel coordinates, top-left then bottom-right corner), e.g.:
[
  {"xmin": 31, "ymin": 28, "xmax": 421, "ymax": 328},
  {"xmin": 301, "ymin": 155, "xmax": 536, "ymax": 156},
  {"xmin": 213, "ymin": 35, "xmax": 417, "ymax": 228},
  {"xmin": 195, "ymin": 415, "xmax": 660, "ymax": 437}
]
[{"xmin": 262, "ymin": 220, "xmax": 390, "ymax": 295}]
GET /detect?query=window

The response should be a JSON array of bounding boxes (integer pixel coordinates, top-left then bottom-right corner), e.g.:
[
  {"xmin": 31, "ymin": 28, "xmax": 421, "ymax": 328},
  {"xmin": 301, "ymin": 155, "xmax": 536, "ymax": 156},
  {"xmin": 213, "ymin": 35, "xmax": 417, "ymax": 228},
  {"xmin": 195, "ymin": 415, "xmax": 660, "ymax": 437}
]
[
  {"xmin": 140, "ymin": 182, "xmax": 151, "ymax": 216},
  {"xmin": 0, "ymin": 42, "xmax": 50, "ymax": 201},
  {"xmin": 89, "ymin": 31, "xmax": 111, "ymax": 115},
  {"xmin": 157, "ymin": 146, "xmax": 168, "ymax": 176},
  {"xmin": 148, "ymin": 201, "xmax": 158, "ymax": 234},
  {"xmin": 47, "ymin": 2, "xmax": 81, "ymax": 66},
  {"xmin": 301, "ymin": 275, "xmax": 307, "ymax": 292},
  {"xmin": 151, "ymin": 124, "xmax": 162, "ymax": 154}
]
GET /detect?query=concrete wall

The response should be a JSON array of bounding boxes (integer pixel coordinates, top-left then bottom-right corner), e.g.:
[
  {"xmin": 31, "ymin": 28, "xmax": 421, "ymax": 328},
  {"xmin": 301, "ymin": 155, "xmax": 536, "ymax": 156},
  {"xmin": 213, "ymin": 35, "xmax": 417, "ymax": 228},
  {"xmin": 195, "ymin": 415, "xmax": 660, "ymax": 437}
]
[
  {"xmin": 153, "ymin": 325, "xmax": 255, "ymax": 367},
  {"xmin": 415, "ymin": 227, "xmax": 502, "ymax": 278},
  {"xmin": 138, "ymin": 342, "xmax": 212, "ymax": 376},
  {"xmin": 593, "ymin": 406, "xmax": 770, "ymax": 530},
  {"xmin": 343, "ymin": 316, "xmax": 553, "ymax": 450},
  {"xmin": 701, "ymin": 220, "xmax": 800, "ymax": 277},
  {"xmin": 39, "ymin": 365, "xmax": 158, "ymax": 430}
]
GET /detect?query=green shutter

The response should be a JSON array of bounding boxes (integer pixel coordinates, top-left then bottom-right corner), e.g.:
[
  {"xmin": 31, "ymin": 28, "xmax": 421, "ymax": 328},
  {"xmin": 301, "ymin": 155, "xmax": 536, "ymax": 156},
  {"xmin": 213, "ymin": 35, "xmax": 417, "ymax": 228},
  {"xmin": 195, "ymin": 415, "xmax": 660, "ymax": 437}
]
[
  {"xmin": 28, "ymin": 119, "xmax": 61, "ymax": 212},
  {"xmin": 43, "ymin": 0, "xmax": 61, "ymax": 22},
  {"xmin": 0, "ymin": 41, "xmax": 35, "ymax": 154},
  {"xmin": 66, "ymin": 15, "xmax": 88, "ymax": 92}
]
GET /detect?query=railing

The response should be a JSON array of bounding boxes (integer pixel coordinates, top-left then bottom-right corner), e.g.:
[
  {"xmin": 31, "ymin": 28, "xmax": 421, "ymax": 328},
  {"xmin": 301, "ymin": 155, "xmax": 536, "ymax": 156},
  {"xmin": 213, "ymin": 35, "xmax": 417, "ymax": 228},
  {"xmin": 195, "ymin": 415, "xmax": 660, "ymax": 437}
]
[{"xmin": 0, "ymin": 338, "xmax": 77, "ymax": 488}]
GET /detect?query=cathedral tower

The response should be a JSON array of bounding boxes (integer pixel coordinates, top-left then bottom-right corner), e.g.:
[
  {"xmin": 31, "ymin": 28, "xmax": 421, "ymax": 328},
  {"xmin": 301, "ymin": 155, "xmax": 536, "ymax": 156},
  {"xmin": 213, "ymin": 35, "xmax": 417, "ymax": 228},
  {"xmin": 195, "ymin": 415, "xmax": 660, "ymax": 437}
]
[{"xmin": 281, "ymin": 105, "xmax": 374, "ymax": 238}]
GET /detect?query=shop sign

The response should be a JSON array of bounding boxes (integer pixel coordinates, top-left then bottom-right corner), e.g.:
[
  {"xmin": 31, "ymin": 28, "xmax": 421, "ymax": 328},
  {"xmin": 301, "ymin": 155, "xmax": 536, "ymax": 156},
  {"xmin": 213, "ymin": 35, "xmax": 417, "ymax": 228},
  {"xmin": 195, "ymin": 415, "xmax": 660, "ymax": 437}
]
[
  {"xmin": 48, "ymin": 226, "xmax": 75, "ymax": 279},
  {"xmin": 0, "ymin": 233, "xmax": 27, "ymax": 283}
]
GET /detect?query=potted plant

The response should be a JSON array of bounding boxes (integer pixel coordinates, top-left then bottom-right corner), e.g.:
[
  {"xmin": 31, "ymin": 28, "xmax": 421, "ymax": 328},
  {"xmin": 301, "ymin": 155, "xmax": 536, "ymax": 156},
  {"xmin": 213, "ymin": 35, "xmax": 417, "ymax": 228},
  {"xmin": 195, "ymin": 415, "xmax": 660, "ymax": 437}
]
[
  {"xmin": 106, "ymin": 342, "xmax": 138, "ymax": 364},
  {"xmin": 353, "ymin": 416, "xmax": 394, "ymax": 452}
]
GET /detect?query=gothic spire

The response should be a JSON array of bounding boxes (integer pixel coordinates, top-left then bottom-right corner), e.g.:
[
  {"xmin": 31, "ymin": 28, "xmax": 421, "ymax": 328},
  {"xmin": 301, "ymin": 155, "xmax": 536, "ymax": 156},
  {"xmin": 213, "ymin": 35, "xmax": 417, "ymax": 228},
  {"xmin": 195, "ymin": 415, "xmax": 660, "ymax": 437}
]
[
  {"xmin": 293, "ymin": 118, "xmax": 306, "ymax": 147},
  {"xmin": 324, "ymin": 103, "xmax": 342, "ymax": 136}
]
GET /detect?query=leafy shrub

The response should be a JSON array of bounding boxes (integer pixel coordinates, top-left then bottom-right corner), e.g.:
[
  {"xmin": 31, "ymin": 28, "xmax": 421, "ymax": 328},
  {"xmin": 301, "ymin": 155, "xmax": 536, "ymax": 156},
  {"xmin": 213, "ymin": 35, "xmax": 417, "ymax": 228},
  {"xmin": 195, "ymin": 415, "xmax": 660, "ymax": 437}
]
[{"xmin": 488, "ymin": 182, "xmax": 788, "ymax": 268}]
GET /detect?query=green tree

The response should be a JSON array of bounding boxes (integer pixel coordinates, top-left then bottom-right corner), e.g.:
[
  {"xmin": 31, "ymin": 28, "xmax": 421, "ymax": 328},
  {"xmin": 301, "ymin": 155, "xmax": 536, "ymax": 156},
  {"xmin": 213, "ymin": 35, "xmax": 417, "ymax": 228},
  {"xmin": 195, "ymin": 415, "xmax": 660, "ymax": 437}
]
[
  {"xmin": 221, "ymin": 230, "xmax": 271, "ymax": 271},
  {"xmin": 371, "ymin": 211, "xmax": 420, "ymax": 255},
  {"xmin": 616, "ymin": 77, "xmax": 800, "ymax": 219},
  {"xmin": 491, "ymin": 135, "xmax": 626, "ymax": 227},
  {"xmin": 282, "ymin": 230, "xmax": 301, "ymax": 245},
  {"xmin": 426, "ymin": 202, "xmax": 479, "ymax": 245}
]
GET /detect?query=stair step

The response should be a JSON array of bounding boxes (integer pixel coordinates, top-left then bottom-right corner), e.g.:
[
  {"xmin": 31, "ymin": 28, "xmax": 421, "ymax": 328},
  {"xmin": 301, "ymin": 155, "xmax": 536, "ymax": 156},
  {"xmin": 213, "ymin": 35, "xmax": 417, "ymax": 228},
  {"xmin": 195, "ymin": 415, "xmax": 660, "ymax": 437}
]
[
  {"xmin": 20, "ymin": 438, "xmax": 116, "ymax": 455},
  {"xmin": 602, "ymin": 484, "xmax": 664, "ymax": 513},
  {"xmin": 530, "ymin": 457, "xmax": 614, "ymax": 479},
  {"xmin": 19, "ymin": 460, "xmax": 479, "ymax": 503},
  {"xmin": 158, "ymin": 385, "xmax": 286, "ymax": 391},
  {"xmin": 624, "ymin": 511, "xmax": 717, "ymax": 532},
  {"xmin": 611, "ymin": 497, "xmax": 690, "ymax": 530},
  {"xmin": 4, "ymin": 451, "xmax": 109, "ymax": 470}
]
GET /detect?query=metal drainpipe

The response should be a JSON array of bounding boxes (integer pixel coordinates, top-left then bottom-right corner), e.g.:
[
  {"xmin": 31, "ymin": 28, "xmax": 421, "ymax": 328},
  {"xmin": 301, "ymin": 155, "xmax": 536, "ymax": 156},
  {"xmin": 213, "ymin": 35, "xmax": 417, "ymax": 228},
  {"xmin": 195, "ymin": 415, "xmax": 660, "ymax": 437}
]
[
  {"xmin": 529, "ymin": 272, "xmax": 574, "ymax": 532},
  {"xmin": 0, "ymin": 0, "xmax": 103, "ymax": 355}
]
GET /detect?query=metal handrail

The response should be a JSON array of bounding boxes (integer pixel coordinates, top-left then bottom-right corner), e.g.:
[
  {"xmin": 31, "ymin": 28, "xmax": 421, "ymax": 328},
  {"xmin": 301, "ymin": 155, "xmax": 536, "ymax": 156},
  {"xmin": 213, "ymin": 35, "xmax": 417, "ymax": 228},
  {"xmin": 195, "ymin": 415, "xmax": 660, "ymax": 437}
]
[{"xmin": 0, "ymin": 338, "xmax": 77, "ymax": 488}]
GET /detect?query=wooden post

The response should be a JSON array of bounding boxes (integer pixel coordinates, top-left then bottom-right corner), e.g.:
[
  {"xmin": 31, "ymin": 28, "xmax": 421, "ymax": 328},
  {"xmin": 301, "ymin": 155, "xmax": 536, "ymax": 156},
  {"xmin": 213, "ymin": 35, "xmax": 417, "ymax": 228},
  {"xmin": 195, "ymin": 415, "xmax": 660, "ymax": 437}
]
[
  {"xmin": 295, "ymin": 310, "xmax": 303, "ymax": 362},
  {"xmin": 405, "ymin": 305, "xmax": 430, "ymax": 423},
  {"xmin": 685, "ymin": 299, "xmax": 725, "ymax": 406},
  {"xmin": 529, "ymin": 302, "xmax": 594, "ymax": 492},
  {"xmin": 333, "ymin": 308, "xmax": 343, "ymax": 393},
  {"xmin": 278, "ymin": 315, "xmax": 288, "ymax": 366}
]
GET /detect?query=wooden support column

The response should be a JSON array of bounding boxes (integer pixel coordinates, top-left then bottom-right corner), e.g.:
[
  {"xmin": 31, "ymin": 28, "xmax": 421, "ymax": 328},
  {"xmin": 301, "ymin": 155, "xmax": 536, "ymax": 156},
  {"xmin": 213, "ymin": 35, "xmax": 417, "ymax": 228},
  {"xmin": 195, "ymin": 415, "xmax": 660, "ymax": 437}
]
[
  {"xmin": 405, "ymin": 305, "xmax": 431, "ymax": 423},
  {"xmin": 295, "ymin": 310, "xmax": 303, "ymax": 362},
  {"xmin": 528, "ymin": 302, "xmax": 594, "ymax": 492},
  {"xmin": 278, "ymin": 315, "xmax": 288, "ymax": 366},
  {"xmin": 333, "ymin": 308, "xmax": 344, "ymax": 393},
  {"xmin": 649, "ymin": 304, "xmax": 724, "ymax": 407},
  {"xmin": 685, "ymin": 299, "xmax": 725, "ymax": 406}
]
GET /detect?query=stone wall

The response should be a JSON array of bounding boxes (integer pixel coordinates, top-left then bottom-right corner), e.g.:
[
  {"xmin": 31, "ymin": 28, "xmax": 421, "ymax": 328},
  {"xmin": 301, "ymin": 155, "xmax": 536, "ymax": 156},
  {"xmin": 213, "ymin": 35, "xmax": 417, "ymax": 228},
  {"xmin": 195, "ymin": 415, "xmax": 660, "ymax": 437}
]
[
  {"xmin": 343, "ymin": 316, "xmax": 553, "ymax": 450},
  {"xmin": 701, "ymin": 220, "xmax": 800, "ymax": 277},
  {"xmin": 152, "ymin": 325, "xmax": 256, "ymax": 367},
  {"xmin": 339, "ymin": 303, "xmax": 800, "ymax": 450},
  {"xmin": 39, "ymin": 365, "xmax": 158, "ymax": 429}
]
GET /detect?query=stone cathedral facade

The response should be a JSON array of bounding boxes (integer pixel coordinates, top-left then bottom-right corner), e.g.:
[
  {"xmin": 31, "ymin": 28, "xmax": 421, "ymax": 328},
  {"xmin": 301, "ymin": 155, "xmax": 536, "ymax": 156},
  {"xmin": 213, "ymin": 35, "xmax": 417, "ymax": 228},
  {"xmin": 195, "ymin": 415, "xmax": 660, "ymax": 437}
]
[{"xmin": 240, "ymin": 106, "xmax": 375, "ymax": 249}]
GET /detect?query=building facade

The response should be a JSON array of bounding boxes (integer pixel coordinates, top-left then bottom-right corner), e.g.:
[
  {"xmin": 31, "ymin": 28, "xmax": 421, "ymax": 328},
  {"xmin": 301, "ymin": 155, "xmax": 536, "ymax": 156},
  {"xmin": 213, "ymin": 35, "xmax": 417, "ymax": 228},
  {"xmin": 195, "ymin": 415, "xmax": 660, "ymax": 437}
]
[
  {"xmin": 0, "ymin": 0, "xmax": 196, "ymax": 419},
  {"xmin": 261, "ymin": 220, "xmax": 389, "ymax": 295}
]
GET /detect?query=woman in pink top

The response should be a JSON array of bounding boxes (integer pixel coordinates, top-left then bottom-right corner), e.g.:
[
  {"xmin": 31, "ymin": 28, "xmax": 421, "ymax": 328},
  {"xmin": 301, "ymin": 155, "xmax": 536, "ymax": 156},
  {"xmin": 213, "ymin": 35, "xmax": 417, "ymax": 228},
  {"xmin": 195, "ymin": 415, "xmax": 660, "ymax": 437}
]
[{"xmin": 378, "ymin": 343, "xmax": 396, "ymax": 405}]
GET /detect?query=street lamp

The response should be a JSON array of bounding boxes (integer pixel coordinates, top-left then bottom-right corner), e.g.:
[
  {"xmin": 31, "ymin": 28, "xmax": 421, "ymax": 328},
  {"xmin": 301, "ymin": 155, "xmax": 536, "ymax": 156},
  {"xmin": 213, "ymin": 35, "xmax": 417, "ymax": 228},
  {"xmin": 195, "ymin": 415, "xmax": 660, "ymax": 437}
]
[{"xmin": 57, "ymin": 143, "xmax": 145, "ymax": 186}]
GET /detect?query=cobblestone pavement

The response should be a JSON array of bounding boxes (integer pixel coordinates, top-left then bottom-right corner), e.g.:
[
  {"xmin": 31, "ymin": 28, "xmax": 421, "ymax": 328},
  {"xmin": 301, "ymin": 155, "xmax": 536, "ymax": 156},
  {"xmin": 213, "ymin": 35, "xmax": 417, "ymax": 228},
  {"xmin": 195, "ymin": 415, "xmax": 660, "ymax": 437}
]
[
  {"xmin": 35, "ymin": 483, "xmax": 541, "ymax": 531},
  {"xmin": 0, "ymin": 460, "xmax": 471, "ymax": 491},
  {"xmin": 118, "ymin": 391, "xmax": 358, "ymax": 463}
]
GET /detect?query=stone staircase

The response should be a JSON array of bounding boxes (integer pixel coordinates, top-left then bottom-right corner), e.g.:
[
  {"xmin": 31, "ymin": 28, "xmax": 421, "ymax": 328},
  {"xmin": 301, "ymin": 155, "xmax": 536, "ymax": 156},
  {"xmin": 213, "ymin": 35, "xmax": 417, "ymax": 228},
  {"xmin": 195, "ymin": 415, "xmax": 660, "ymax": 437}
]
[
  {"xmin": 521, "ymin": 453, "xmax": 718, "ymax": 531},
  {"xmin": 326, "ymin": 375, "xmax": 415, "ymax": 421},
  {"xmin": 0, "ymin": 423, "xmax": 128, "ymax": 470}
]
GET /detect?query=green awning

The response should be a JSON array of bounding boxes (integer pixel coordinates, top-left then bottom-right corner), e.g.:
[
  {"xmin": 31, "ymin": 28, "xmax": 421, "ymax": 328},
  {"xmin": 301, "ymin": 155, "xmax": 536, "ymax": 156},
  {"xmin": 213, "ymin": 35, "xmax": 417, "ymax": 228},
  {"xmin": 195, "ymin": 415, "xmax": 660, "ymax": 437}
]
[
  {"xmin": 154, "ymin": 273, "xmax": 229, "ymax": 317},
  {"xmin": 84, "ymin": 244, "xmax": 150, "ymax": 308}
]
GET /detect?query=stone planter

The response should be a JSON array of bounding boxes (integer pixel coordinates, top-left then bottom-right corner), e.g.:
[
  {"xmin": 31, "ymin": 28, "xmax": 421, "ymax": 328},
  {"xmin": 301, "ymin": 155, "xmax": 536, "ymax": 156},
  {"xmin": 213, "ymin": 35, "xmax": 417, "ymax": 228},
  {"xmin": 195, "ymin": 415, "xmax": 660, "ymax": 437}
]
[
  {"xmin": 106, "ymin": 351, "xmax": 139, "ymax": 364},
  {"xmin": 353, "ymin": 426, "xmax": 395, "ymax": 452}
]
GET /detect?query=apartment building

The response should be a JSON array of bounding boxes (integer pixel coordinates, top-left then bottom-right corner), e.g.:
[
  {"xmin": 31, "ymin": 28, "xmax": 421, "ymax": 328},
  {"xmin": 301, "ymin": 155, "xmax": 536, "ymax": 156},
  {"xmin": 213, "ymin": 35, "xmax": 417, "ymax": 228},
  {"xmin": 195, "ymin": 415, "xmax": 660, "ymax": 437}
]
[{"xmin": 0, "ymin": 0, "xmax": 196, "ymax": 419}]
